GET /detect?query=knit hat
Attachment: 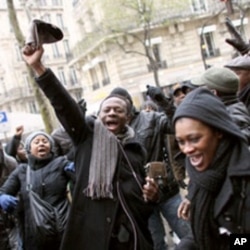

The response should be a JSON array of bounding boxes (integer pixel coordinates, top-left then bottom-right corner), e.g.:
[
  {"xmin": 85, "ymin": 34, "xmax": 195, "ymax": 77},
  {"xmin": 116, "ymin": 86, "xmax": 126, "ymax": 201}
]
[
  {"xmin": 224, "ymin": 54, "xmax": 250, "ymax": 70},
  {"xmin": 196, "ymin": 67, "xmax": 239, "ymax": 94},
  {"xmin": 173, "ymin": 88, "xmax": 245, "ymax": 141},
  {"xmin": 25, "ymin": 131, "xmax": 55, "ymax": 153},
  {"xmin": 110, "ymin": 87, "xmax": 133, "ymax": 105}
]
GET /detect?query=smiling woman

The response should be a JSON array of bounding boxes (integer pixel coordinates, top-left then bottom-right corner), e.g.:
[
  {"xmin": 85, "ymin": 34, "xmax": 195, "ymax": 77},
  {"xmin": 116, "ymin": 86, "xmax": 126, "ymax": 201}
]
[
  {"xmin": 173, "ymin": 87, "xmax": 250, "ymax": 250},
  {"xmin": 175, "ymin": 117, "xmax": 222, "ymax": 172}
]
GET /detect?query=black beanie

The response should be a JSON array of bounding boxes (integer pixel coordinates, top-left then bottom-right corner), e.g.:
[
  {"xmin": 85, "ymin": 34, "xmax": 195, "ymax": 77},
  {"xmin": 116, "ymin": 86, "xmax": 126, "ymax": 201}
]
[
  {"xmin": 173, "ymin": 88, "xmax": 246, "ymax": 141},
  {"xmin": 110, "ymin": 87, "xmax": 133, "ymax": 105}
]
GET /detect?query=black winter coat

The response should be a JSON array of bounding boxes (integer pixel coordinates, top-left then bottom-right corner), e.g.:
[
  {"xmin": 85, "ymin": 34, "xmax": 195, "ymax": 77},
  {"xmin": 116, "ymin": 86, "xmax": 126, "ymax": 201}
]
[
  {"xmin": 131, "ymin": 110, "xmax": 180, "ymax": 199},
  {"xmin": 214, "ymin": 141, "xmax": 250, "ymax": 234},
  {"xmin": 223, "ymin": 96, "xmax": 250, "ymax": 145},
  {"xmin": 0, "ymin": 156, "xmax": 71, "ymax": 250},
  {"xmin": 238, "ymin": 84, "xmax": 250, "ymax": 115},
  {"xmin": 35, "ymin": 69, "xmax": 154, "ymax": 250}
]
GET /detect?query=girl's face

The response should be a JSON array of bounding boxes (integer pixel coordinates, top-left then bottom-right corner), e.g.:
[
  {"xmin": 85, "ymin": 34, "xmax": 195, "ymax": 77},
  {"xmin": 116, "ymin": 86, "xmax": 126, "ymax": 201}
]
[
  {"xmin": 175, "ymin": 117, "xmax": 222, "ymax": 172},
  {"xmin": 30, "ymin": 135, "xmax": 51, "ymax": 158}
]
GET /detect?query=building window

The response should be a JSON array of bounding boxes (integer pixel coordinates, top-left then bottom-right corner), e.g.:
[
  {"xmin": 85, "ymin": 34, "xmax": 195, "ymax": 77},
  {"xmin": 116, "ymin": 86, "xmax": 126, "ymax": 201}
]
[
  {"xmin": 201, "ymin": 32, "xmax": 218, "ymax": 58},
  {"xmin": 0, "ymin": 77, "xmax": 7, "ymax": 97},
  {"xmin": 147, "ymin": 43, "xmax": 167, "ymax": 71},
  {"xmin": 56, "ymin": 13, "xmax": 65, "ymax": 29},
  {"xmin": 23, "ymin": 73, "xmax": 33, "ymax": 95},
  {"xmin": 29, "ymin": 101, "xmax": 38, "ymax": 114},
  {"xmin": 191, "ymin": 0, "xmax": 206, "ymax": 12},
  {"xmin": 72, "ymin": 0, "xmax": 79, "ymax": 7},
  {"xmin": 52, "ymin": 0, "xmax": 62, "ymax": 5},
  {"xmin": 6, "ymin": 106, "xmax": 12, "ymax": 113},
  {"xmin": 74, "ymin": 91, "xmax": 82, "ymax": 101},
  {"xmin": 15, "ymin": 44, "xmax": 22, "ymax": 61},
  {"xmin": 152, "ymin": 44, "xmax": 161, "ymax": 63},
  {"xmin": 69, "ymin": 67, "xmax": 78, "ymax": 86},
  {"xmin": 52, "ymin": 44, "xmax": 61, "ymax": 58},
  {"xmin": 63, "ymin": 40, "xmax": 72, "ymax": 60},
  {"xmin": 99, "ymin": 62, "xmax": 110, "ymax": 86},
  {"xmin": 42, "ymin": 14, "xmax": 51, "ymax": 23},
  {"xmin": 89, "ymin": 68, "xmax": 100, "ymax": 90},
  {"xmin": 38, "ymin": 0, "xmax": 47, "ymax": 6},
  {"xmin": 58, "ymin": 68, "xmax": 67, "ymax": 86}
]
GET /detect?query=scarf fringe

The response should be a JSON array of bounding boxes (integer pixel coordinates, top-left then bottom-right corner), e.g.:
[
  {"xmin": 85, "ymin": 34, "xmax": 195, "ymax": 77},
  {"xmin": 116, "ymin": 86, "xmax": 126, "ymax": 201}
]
[
  {"xmin": 83, "ymin": 120, "xmax": 134, "ymax": 200},
  {"xmin": 83, "ymin": 183, "xmax": 114, "ymax": 200}
]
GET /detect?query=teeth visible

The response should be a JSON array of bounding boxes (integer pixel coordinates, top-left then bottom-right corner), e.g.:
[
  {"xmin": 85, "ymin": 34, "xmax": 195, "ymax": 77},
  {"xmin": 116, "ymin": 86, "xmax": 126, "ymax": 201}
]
[{"xmin": 189, "ymin": 154, "xmax": 203, "ymax": 168}]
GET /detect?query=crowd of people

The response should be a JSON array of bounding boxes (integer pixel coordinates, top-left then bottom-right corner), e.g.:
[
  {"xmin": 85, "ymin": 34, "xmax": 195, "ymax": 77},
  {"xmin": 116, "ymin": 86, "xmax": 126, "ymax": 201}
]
[{"xmin": 0, "ymin": 28, "xmax": 249, "ymax": 250}]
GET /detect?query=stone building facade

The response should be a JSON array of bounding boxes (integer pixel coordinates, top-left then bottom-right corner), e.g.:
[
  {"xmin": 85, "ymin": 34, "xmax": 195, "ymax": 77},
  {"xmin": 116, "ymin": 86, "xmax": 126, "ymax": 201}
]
[{"xmin": 0, "ymin": 0, "xmax": 250, "ymax": 118}]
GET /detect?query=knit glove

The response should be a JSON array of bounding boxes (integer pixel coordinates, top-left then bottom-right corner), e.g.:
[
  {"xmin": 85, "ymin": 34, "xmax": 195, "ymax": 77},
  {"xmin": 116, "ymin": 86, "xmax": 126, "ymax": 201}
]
[
  {"xmin": 225, "ymin": 17, "xmax": 250, "ymax": 55},
  {"xmin": 0, "ymin": 194, "xmax": 18, "ymax": 212}
]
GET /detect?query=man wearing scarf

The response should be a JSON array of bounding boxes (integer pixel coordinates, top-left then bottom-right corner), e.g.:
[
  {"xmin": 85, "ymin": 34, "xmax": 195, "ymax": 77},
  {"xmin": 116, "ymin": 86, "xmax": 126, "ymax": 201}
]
[{"xmin": 22, "ymin": 44, "xmax": 159, "ymax": 250}]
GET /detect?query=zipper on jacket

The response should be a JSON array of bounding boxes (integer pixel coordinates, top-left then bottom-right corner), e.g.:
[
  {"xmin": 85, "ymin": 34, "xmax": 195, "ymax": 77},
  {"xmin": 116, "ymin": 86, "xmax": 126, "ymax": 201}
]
[{"xmin": 116, "ymin": 181, "xmax": 137, "ymax": 250}]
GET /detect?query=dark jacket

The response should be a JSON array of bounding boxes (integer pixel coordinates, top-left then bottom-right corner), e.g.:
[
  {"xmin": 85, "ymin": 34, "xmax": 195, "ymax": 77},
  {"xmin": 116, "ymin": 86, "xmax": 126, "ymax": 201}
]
[
  {"xmin": 130, "ymin": 110, "xmax": 168, "ymax": 162},
  {"xmin": 130, "ymin": 110, "xmax": 180, "ymax": 199},
  {"xmin": 214, "ymin": 142, "xmax": 250, "ymax": 234},
  {"xmin": 0, "ymin": 143, "xmax": 17, "ymax": 250},
  {"xmin": 0, "ymin": 156, "xmax": 71, "ymax": 250},
  {"xmin": 223, "ymin": 96, "xmax": 250, "ymax": 145},
  {"xmin": 5, "ymin": 135, "xmax": 26, "ymax": 164},
  {"xmin": 238, "ymin": 84, "xmax": 250, "ymax": 115},
  {"xmin": 35, "ymin": 69, "xmax": 154, "ymax": 250},
  {"xmin": 51, "ymin": 127, "xmax": 74, "ymax": 161},
  {"xmin": 186, "ymin": 140, "xmax": 250, "ymax": 249}
]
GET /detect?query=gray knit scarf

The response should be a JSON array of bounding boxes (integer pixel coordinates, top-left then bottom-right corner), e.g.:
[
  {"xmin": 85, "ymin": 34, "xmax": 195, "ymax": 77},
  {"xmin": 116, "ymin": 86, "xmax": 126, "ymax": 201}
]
[{"xmin": 83, "ymin": 119, "xmax": 134, "ymax": 200}]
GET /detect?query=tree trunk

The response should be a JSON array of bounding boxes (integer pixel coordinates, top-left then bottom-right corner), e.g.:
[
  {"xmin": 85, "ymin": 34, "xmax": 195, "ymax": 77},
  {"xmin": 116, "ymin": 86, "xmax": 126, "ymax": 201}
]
[
  {"xmin": 152, "ymin": 67, "xmax": 160, "ymax": 87},
  {"xmin": 6, "ymin": 0, "xmax": 57, "ymax": 134}
]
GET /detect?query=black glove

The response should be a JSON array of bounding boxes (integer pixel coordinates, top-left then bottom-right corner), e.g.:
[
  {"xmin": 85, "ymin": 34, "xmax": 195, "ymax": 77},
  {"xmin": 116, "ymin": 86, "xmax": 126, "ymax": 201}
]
[
  {"xmin": 146, "ymin": 85, "xmax": 175, "ymax": 117},
  {"xmin": 225, "ymin": 17, "xmax": 250, "ymax": 55},
  {"xmin": 78, "ymin": 98, "xmax": 87, "ymax": 114},
  {"xmin": 146, "ymin": 85, "xmax": 166, "ymax": 102}
]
